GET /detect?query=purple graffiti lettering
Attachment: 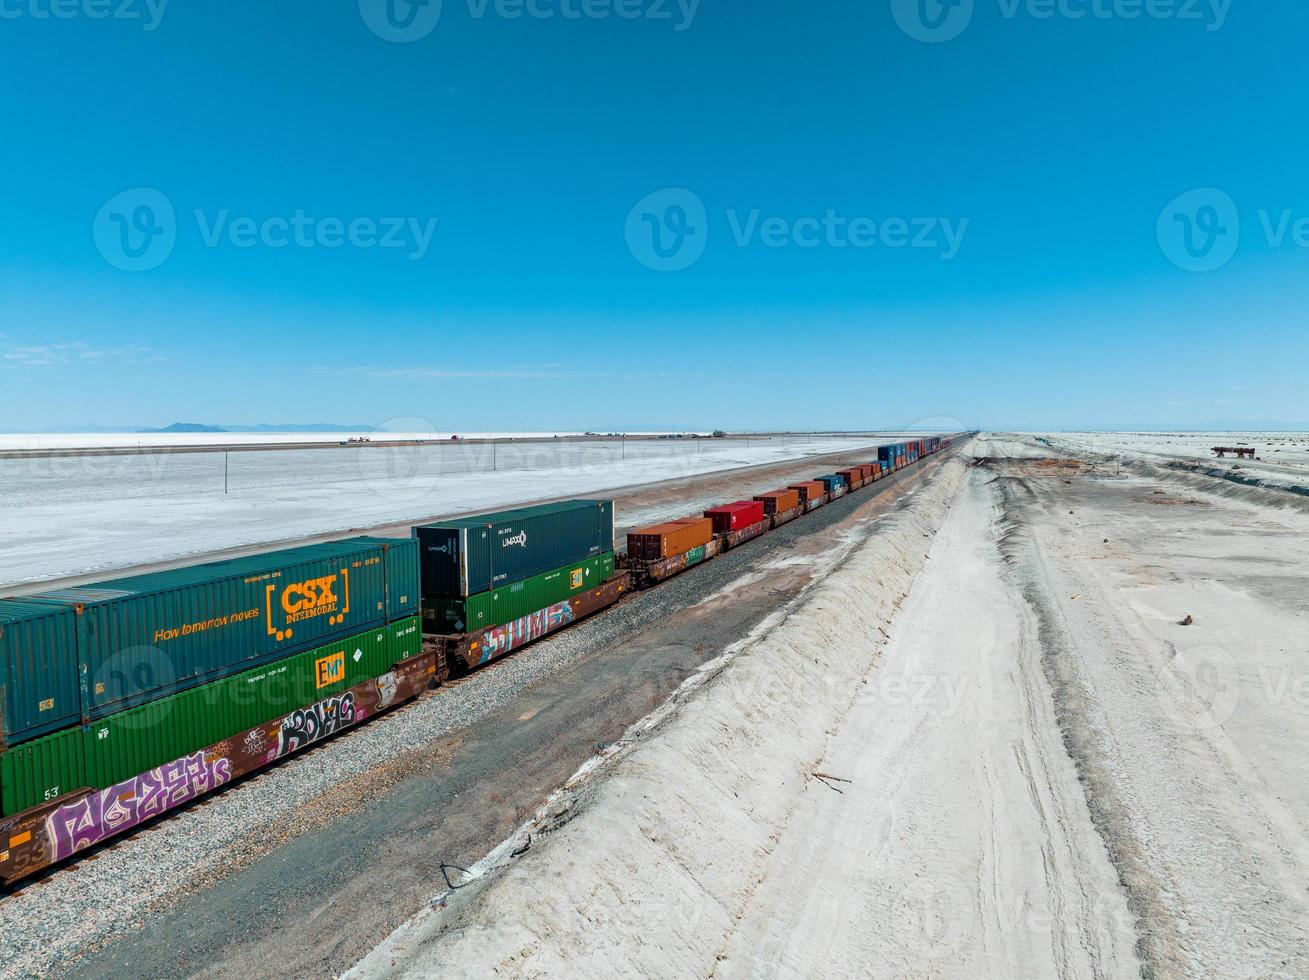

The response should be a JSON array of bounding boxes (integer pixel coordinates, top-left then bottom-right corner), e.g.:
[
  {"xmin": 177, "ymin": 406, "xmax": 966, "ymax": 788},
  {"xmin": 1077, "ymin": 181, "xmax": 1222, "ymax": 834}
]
[{"xmin": 45, "ymin": 751, "xmax": 232, "ymax": 862}]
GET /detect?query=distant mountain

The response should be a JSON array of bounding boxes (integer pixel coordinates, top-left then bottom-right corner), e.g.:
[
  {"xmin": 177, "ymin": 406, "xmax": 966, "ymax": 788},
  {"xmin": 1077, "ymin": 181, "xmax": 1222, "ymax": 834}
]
[{"xmin": 143, "ymin": 422, "xmax": 227, "ymax": 433}]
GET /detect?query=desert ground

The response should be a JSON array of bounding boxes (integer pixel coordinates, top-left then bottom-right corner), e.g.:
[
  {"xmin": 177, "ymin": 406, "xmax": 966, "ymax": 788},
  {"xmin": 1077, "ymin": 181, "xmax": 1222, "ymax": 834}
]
[
  {"xmin": 5, "ymin": 431, "xmax": 1306, "ymax": 980},
  {"xmin": 354, "ymin": 433, "xmax": 1309, "ymax": 980}
]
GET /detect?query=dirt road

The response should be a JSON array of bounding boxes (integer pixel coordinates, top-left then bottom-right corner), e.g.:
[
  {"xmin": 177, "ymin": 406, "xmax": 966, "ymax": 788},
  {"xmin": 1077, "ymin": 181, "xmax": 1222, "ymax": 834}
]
[
  {"xmin": 985, "ymin": 434, "xmax": 1309, "ymax": 977},
  {"xmin": 717, "ymin": 455, "xmax": 1140, "ymax": 978}
]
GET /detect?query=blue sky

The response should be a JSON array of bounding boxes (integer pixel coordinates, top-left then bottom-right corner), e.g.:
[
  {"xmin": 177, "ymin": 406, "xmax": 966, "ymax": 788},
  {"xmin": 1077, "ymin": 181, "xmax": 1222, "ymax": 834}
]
[{"xmin": 1, "ymin": 0, "xmax": 1306, "ymax": 431}]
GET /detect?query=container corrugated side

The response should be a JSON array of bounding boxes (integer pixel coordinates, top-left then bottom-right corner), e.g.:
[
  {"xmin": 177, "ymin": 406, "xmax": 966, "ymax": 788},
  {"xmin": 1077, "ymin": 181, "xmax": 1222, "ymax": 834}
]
[
  {"xmin": 24, "ymin": 538, "xmax": 396, "ymax": 722},
  {"xmin": 358, "ymin": 536, "xmax": 419, "ymax": 619},
  {"xmin": 415, "ymin": 500, "xmax": 614, "ymax": 597},
  {"xmin": 755, "ymin": 489, "xmax": 802, "ymax": 514},
  {"xmin": 787, "ymin": 481, "xmax": 826, "ymax": 502},
  {"xmin": 627, "ymin": 519, "xmax": 715, "ymax": 561},
  {"xmin": 703, "ymin": 501, "xmax": 766, "ymax": 533},
  {"xmin": 0, "ymin": 724, "xmax": 86, "ymax": 815},
  {"xmin": 0, "ymin": 618, "xmax": 420, "ymax": 816},
  {"xmin": 422, "ymin": 552, "xmax": 615, "ymax": 634},
  {"xmin": 0, "ymin": 600, "xmax": 82, "ymax": 746}
]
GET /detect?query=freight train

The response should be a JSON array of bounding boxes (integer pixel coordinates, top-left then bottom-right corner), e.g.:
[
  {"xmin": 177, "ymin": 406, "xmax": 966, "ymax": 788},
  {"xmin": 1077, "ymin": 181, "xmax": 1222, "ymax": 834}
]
[{"xmin": 0, "ymin": 436, "xmax": 946, "ymax": 886}]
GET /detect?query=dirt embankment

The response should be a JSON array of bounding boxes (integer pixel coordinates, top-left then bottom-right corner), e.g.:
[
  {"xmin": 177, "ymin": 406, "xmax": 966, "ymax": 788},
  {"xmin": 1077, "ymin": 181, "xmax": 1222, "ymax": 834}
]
[{"xmin": 350, "ymin": 454, "xmax": 999, "ymax": 977}]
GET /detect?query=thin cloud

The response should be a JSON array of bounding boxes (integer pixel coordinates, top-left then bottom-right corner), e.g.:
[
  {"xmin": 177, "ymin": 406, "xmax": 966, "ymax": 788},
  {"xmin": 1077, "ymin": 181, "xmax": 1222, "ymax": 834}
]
[
  {"xmin": 341, "ymin": 363, "xmax": 586, "ymax": 381},
  {"xmin": 0, "ymin": 342, "xmax": 164, "ymax": 369}
]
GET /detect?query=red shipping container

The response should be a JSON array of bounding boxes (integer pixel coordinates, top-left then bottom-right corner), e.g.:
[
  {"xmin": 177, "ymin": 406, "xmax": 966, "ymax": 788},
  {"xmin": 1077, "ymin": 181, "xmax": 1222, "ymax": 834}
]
[
  {"xmin": 755, "ymin": 489, "xmax": 802, "ymax": 515},
  {"xmin": 704, "ymin": 500, "xmax": 766, "ymax": 533}
]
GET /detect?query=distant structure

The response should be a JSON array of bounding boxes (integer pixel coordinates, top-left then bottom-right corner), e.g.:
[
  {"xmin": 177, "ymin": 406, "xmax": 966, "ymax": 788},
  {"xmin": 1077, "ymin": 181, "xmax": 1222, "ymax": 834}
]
[{"xmin": 1212, "ymin": 446, "xmax": 1256, "ymax": 459}]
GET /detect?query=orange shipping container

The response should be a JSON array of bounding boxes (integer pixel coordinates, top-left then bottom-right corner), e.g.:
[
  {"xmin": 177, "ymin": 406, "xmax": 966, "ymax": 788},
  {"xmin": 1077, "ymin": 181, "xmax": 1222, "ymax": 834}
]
[
  {"xmin": 627, "ymin": 517, "xmax": 715, "ymax": 561},
  {"xmin": 754, "ymin": 489, "xmax": 802, "ymax": 514},
  {"xmin": 788, "ymin": 480, "xmax": 826, "ymax": 503}
]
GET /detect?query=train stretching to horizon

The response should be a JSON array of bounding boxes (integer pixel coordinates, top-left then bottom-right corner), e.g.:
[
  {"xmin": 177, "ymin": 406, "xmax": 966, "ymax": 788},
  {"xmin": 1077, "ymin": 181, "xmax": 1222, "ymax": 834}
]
[{"xmin": 0, "ymin": 436, "xmax": 946, "ymax": 886}]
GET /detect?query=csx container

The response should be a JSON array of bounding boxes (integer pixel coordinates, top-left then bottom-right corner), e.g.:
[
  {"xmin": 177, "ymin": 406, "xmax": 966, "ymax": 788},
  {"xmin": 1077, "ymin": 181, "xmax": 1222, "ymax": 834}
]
[
  {"xmin": 415, "ymin": 500, "xmax": 613, "ymax": 597},
  {"xmin": 423, "ymin": 552, "xmax": 615, "ymax": 634},
  {"xmin": 788, "ymin": 481, "xmax": 826, "ymax": 503},
  {"xmin": 754, "ymin": 489, "xmax": 801, "ymax": 515},
  {"xmin": 18, "ymin": 537, "xmax": 416, "ymax": 724},
  {"xmin": 0, "ymin": 617, "xmax": 421, "ymax": 816},
  {"xmin": 704, "ymin": 501, "xmax": 765, "ymax": 533},
  {"xmin": 627, "ymin": 518, "xmax": 714, "ymax": 561},
  {"xmin": 0, "ymin": 600, "xmax": 82, "ymax": 746}
]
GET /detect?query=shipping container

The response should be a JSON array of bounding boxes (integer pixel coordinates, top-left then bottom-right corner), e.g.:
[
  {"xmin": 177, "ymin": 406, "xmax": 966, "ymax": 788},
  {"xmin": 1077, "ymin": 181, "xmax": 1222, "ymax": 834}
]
[
  {"xmin": 18, "ymin": 537, "xmax": 416, "ymax": 725},
  {"xmin": 415, "ymin": 500, "xmax": 613, "ymax": 597},
  {"xmin": 627, "ymin": 518, "xmax": 715, "ymax": 561},
  {"xmin": 754, "ymin": 489, "xmax": 802, "ymax": 515},
  {"xmin": 422, "ymin": 552, "xmax": 616, "ymax": 635},
  {"xmin": 878, "ymin": 444, "xmax": 905, "ymax": 462},
  {"xmin": 1, "ymin": 617, "xmax": 421, "ymax": 816},
  {"xmin": 838, "ymin": 469, "xmax": 862, "ymax": 488},
  {"xmin": 817, "ymin": 475, "xmax": 847, "ymax": 492},
  {"xmin": 704, "ymin": 501, "xmax": 766, "ymax": 533},
  {"xmin": 788, "ymin": 480, "xmax": 826, "ymax": 503},
  {"xmin": 0, "ymin": 600, "xmax": 82, "ymax": 746}
]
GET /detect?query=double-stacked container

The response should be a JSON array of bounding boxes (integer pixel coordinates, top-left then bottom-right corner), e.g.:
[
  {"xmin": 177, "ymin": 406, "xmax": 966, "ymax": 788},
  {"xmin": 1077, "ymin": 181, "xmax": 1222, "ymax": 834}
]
[
  {"xmin": 415, "ymin": 500, "xmax": 615, "ymax": 635},
  {"xmin": 754, "ymin": 489, "xmax": 802, "ymax": 515},
  {"xmin": 788, "ymin": 480, "xmax": 827, "ymax": 504},
  {"xmin": 704, "ymin": 501, "xmax": 766, "ymax": 533},
  {"xmin": 0, "ymin": 537, "xmax": 419, "ymax": 747}
]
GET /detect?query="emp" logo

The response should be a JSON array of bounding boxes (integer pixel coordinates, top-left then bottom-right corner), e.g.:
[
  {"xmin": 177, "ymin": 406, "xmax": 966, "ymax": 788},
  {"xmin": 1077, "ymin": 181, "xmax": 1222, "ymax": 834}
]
[{"xmin": 315, "ymin": 651, "xmax": 346, "ymax": 689}]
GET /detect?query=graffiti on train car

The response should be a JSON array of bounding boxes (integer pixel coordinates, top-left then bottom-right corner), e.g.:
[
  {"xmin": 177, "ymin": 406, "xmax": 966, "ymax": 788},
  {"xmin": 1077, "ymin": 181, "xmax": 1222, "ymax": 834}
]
[
  {"xmin": 479, "ymin": 600, "xmax": 576, "ymax": 662},
  {"xmin": 45, "ymin": 751, "xmax": 233, "ymax": 861},
  {"xmin": 275, "ymin": 691, "xmax": 357, "ymax": 756}
]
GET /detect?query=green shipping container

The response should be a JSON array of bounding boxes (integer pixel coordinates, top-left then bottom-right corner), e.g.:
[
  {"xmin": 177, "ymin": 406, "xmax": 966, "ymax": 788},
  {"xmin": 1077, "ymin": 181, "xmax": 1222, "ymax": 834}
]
[
  {"xmin": 18, "ymin": 536, "xmax": 418, "ymax": 723},
  {"xmin": 422, "ymin": 552, "xmax": 616, "ymax": 635},
  {"xmin": 0, "ymin": 617, "xmax": 421, "ymax": 816}
]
